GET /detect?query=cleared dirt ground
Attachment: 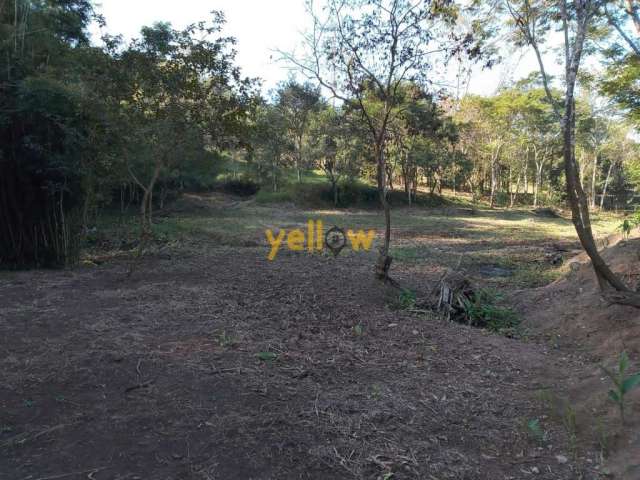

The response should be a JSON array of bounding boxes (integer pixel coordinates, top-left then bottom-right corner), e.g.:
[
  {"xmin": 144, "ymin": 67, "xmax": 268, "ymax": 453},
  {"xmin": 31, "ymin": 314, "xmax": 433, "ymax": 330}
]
[{"xmin": 0, "ymin": 194, "xmax": 630, "ymax": 479}]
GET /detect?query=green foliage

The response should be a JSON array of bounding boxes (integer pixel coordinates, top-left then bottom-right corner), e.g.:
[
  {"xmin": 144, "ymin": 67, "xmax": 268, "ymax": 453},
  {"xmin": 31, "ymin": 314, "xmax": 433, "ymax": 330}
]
[
  {"xmin": 256, "ymin": 351, "xmax": 278, "ymax": 362},
  {"xmin": 217, "ymin": 331, "xmax": 236, "ymax": 348},
  {"xmin": 601, "ymin": 351, "xmax": 640, "ymax": 425},
  {"xmin": 562, "ymin": 403, "xmax": 578, "ymax": 459},
  {"xmin": 0, "ymin": 1, "xmax": 93, "ymax": 268},
  {"xmin": 619, "ymin": 219, "xmax": 633, "ymax": 239},
  {"xmin": 397, "ymin": 288, "xmax": 417, "ymax": 310},
  {"xmin": 526, "ymin": 418, "xmax": 546, "ymax": 443},
  {"xmin": 0, "ymin": 2, "xmax": 254, "ymax": 267},
  {"xmin": 461, "ymin": 289, "xmax": 520, "ymax": 336}
]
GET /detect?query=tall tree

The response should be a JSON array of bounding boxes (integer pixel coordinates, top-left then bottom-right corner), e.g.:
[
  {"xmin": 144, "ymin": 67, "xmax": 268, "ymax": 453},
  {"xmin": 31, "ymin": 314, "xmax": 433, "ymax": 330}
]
[
  {"xmin": 116, "ymin": 16, "xmax": 252, "ymax": 232},
  {"xmin": 0, "ymin": 0, "xmax": 96, "ymax": 267},
  {"xmin": 284, "ymin": 0, "xmax": 477, "ymax": 280},
  {"xmin": 276, "ymin": 80, "xmax": 322, "ymax": 182},
  {"xmin": 502, "ymin": 0, "xmax": 640, "ymax": 306}
]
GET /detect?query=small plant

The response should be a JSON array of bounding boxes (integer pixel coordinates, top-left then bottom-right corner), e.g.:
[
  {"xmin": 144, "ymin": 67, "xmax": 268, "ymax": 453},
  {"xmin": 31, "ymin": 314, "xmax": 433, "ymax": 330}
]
[
  {"xmin": 353, "ymin": 324, "xmax": 364, "ymax": 336},
  {"xmin": 619, "ymin": 219, "xmax": 632, "ymax": 239},
  {"xmin": 595, "ymin": 417, "xmax": 610, "ymax": 459},
  {"xmin": 526, "ymin": 418, "xmax": 546, "ymax": 443},
  {"xmin": 397, "ymin": 288, "xmax": 417, "ymax": 310},
  {"xmin": 256, "ymin": 351, "xmax": 278, "ymax": 362},
  {"xmin": 460, "ymin": 289, "xmax": 520, "ymax": 336},
  {"xmin": 601, "ymin": 351, "xmax": 640, "ymax": 425},
  {"xmin": 562, "ymin": 403, "xmax": 578, "ymax": 459},
  {"xmin": 370, "ymin": 383, "xmax": 383, "ymax": 400},
  {"xmin": 633, "ymin": 209, "xmax": 640, "ymax": 230},
  {"xmin": 217, "ymin": 330, "xmax": 236, "ymax": 348}
]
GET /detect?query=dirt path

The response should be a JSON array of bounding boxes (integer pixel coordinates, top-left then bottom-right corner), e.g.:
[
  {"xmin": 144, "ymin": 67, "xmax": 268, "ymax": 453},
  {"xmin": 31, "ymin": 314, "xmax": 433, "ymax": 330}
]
[{"xmin": 0, "ymin": 238, "xmax": 602, "ymax": 479}]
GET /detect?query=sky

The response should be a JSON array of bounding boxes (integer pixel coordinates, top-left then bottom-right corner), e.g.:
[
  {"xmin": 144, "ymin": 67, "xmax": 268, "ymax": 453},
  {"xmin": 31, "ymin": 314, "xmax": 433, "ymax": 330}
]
[{"xmin": 89, "ymin": 0, "xmax": 558, "ymax": 97}]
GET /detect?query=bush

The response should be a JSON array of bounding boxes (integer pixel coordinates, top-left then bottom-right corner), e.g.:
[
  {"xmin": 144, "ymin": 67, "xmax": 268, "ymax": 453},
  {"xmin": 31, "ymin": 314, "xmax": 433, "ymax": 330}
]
[
  {"xmin": 251, "ymin": 178, "xmax": 448, "ymax": 209},
  {"xmin": 219, "ymin": 179, "xmax": 260, "ymax": 197},
  {"xmin": 254, "ymin": 189, "xmax": 294, "ymax": 204},
  {"xmin": 334, "ymin": 181, "xmax": 379, "ymax": 206},
  {"xmin": 461, "ymin": 289, "xmax": 520, "ymax": 336}
]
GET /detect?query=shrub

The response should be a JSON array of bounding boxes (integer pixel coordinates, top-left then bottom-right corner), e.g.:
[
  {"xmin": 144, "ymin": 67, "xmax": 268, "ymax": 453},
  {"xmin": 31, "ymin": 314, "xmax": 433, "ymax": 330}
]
[
  {"xmin": 461, "ymin": 289, "xmax": 520, "ymax": 336},
  {"xmin": 219, "ymin": 179, "xmax": 260, "ymax": 197}
]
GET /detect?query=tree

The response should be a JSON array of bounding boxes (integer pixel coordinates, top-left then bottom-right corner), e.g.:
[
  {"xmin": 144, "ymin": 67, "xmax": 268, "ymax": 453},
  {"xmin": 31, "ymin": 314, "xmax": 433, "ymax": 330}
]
[
  {"xmin": 284, "ymin": 0, "xmax": 476, "ymax": 280},
  {"xmin": 0, "ymin": 0, "xmax": 96, "ymax": 268},
  {"xmin": 308, "ymin": 104, "xmax": 365, "ymax": 205},
  {"xmin": 502, "ymin": 0, "xmax": 640, "ymax": 306},
  {"xmin": 116, "ymin": 16, "xmax": 251, "ymax": 233},
  {"xmin": 249, "ymin": 103, "xmax": 293, "ymax": 192},
  {"xmin": 390, "ymin": 83, "xmax": 445, "ymax": 205},
  {"xmin": 276, "ymin": 80, "xmax": 322, "ymax": 182}
]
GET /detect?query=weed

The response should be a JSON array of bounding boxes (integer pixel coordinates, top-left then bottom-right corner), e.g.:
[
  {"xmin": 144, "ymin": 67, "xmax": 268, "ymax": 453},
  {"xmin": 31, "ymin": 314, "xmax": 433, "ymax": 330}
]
[
  {"xmin": 370, "ymin": 384, "xmax": 382, "ymax": 400},
  {"xmin": 526, "ymin": 418, "xmax": 546, "ymax": 443},
  {"xmin": 217, "ymin": 330, "xmax": 236, "ymax": 348},
  {"xmin": 353, "ymin": 324, "xmax": 364, "ymax": 336},
  {"xmin": 619, "ymin": 219, "xmax": 633, "ymax": 239},
  {"xmin": 397, "ymin": 288, "xmax": 417, "ymax": 310},
  {"xmin": 601, "ymin": 351, "xmax": 640, "ymax": 426},
  {"xmin": 596, "ymin": 417, "xmax": 610, "ymax": 459},
  {"xmin": 534, "ymin": 388, "xmax": 555, "ymax": 410},
  {"xmin": 460, "ymin": 289, "xmax": 520, "ymax": 336},
  {"xmin": 514, "ymin": 263, "xmax": 563, "ymax": 288},
  {"xmin": 562, "ymin": 403, "xmax": 578, "ymax": 459},
  {"xmin": 256, "ymin": 351, "xmax": 278, "ymax": 362}
]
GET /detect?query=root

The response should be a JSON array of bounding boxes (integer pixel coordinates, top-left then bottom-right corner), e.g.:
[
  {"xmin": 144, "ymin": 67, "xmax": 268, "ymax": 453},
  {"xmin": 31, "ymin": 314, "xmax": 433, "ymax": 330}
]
[{"xmin": 603, "ymin": 290, "xmax": 640, "ymax": 308}]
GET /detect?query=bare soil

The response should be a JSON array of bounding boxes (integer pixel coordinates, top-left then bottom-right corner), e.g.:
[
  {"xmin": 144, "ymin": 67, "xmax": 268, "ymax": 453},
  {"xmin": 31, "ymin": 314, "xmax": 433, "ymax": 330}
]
[
  {"xmin": 0, "ymin": 195, "xmax": 624, "ymax": 479},
  {"xmin": 514, "ymin": 235, "xmax": 640, "ymax": 479}
]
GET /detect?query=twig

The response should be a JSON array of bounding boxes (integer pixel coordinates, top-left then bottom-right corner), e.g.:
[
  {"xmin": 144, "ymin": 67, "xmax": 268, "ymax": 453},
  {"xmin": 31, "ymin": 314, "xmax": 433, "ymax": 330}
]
[{"xmin": 22, "ymin": 467, "xmax": 106, "ymax": 480}]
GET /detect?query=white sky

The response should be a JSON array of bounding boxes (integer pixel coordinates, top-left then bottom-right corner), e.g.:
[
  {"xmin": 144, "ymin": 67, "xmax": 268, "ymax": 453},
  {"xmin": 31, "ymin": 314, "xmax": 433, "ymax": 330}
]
[{"xmin": 89, "ymin": 0, "xmax": 559, "ymax": 97}]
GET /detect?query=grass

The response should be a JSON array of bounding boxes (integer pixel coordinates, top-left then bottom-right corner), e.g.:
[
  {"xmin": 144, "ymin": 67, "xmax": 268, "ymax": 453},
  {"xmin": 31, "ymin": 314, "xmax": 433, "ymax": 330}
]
[{"xmin": 86, "ymin": 176, "xmax": 625, "ymax": 291}]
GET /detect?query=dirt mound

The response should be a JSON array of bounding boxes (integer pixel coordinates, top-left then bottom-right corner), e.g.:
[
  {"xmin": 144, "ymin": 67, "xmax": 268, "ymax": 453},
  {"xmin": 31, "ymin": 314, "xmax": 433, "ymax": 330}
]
[
  {"xmin": 515, "ymin": 235, "xmax": 640, "ymax": 478},
  {"xmin": 515, "ymin": 236, "xmax": 640, "ymax": 359}
]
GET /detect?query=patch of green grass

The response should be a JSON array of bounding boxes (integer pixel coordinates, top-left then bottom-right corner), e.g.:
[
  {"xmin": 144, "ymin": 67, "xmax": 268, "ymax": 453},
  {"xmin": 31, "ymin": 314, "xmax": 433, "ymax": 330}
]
[
  {"xmin": 397, "ymin": 288, "xmax": 417, "ymax": 309},
  {"xmin": 390, "ymin": 246, "xmax": 431, "ymax": 263},
  {"xmin": 461, "ymin": 289, "xmax": 520, "ymax": 336},
  {"xmin": 513, "ymin": 263, "xmax": 563, "ymax": 287}
]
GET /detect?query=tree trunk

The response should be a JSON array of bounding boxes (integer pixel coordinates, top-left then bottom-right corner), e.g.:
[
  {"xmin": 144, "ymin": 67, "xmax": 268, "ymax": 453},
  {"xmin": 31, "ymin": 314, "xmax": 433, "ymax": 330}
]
[
  {"xmin": 510, "ymin": 167, "xmax": 522, "ymax": 208},
  {"xmin": 402, "ymin": 154, "xmax": 411, "ymax": 205},
  {"xmin": 489, "ymin": 143, "xmax": 503, "ymax": 208},
  {"xmin": 561, "ymin": 96, "xmax": 632, "ymax": 296},
  {"xmin": 272, "ymin": 158, "xmax": 278, "ymax": 193},
  {"xmin": 375, "ymin": 145, "xmax": 392, "ymax": 280},
  {"xmin": 600, "ymin": 161, "xmax": 615, "ymax": 210},
  {"xmin": 412, "ymin": 169, "xmax": 418, "ymax": 202},
  {"xmin": 297, "ymin": 135, "xmax": 303, "ymax": 183},
  {"xmin": 82, "ymin": 187, "xmax": 93, "ymax": 234},
  {"xmin": 523, "ymin": 149, "xmax": 529, "ymax": 195},
  {"xmin": 590, "ymin": 151, "xmax": 598, "ymax": 209}
]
